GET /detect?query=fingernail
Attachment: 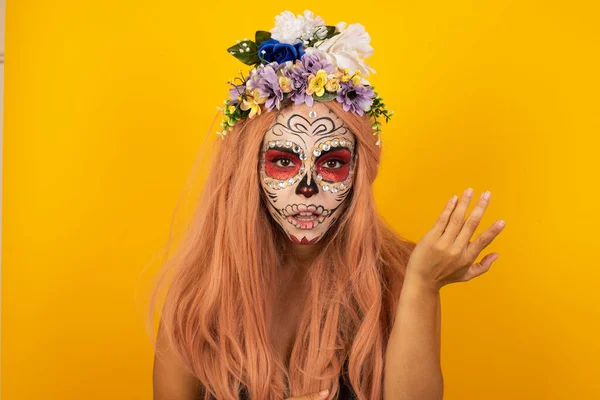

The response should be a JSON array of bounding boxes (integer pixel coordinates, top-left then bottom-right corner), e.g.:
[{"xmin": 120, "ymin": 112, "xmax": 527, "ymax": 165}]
[
  {"xmin": 319, "ymin": 389, "xmax": 330, "ymax": 397},
  {"xmin": 465, "ymin": 187, "xmax": 473, "ymax": 197},
  {"xmin": 482, "ymin": 190, "xmax": 491, "ymax": 200},
  {"xmin": 497, "ymin": 220, "xmax": 506, "ymax": 228}
]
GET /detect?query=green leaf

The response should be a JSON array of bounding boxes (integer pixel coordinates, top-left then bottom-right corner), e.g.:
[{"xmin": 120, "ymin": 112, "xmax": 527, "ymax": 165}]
[
  {"xmin": 226, "ymin": 40, "xmax": 260, "ymax": 65},
  {"xmin": 313, "ymin": 91, "xmax": 338, "ymax": 102},
  {"xmin": 233, "ymin": 106, "xmax": 242, "ymax": 119},
  {"xmin": 324, "ymin": 25, "xmax": 339, "ymax": 40},
  {"xmin": 255, "ymin": 31, "xmax": 271, "ymax": 46},
  {"xmin": 240, "ymin": 108, "xmax": 251, "ymax": 118}
]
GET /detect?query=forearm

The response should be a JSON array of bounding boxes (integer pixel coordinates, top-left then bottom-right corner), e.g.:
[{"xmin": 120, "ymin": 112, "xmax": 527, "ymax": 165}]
[{"xmin": 384, "ymin": 272, "xmax": 443, "ymax": 400}]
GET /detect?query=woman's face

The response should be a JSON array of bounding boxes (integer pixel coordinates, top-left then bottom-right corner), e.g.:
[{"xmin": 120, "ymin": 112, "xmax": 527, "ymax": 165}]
[{"xmin": 259, "ymin": 102, "xmax": 356, "ymax": 244}]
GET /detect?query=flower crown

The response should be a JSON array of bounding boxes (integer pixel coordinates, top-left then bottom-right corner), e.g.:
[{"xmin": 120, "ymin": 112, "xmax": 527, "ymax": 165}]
[{"xmin": 216, "ymin": 10, "xmax": 393, "ymax": 146}]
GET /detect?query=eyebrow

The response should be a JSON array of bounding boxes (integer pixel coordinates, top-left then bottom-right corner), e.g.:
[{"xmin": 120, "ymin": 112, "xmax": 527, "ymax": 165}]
[
  {"xmin": 265, "ymin": 146, "xmax": 301, "ymax": 156},
  {"xmin": 315, "ymin": 146, "xmax": 352, "ymax": 160},
  {"xmin": 264, "ymin": 142, "xmax": 353, "ymax": 159},
  {"xmin": 314, "ymin": 133, "xmax": 354, "ymax": 147}
]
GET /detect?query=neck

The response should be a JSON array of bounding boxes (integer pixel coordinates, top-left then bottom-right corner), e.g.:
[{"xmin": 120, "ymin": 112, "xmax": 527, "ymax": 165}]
[
  {"xmin": 284, "ymin": 240, "xmax": 324, "ymax": 267},
  {"xmin": 276, "ymin": 240, "xmax": 325, "ymax": 294}
]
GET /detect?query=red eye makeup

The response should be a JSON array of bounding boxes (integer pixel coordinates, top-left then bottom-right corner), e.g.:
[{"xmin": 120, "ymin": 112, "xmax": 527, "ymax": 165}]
[
  {"xmin": 261, "ymin": 139, "xmax": 307, "ymax": 190},
  {"xmin": 265, "ymin": 149, "xmax": 301, "ymax": 180},
  {"xmin": 309, "ymin": 137, "xmax": 355, "ymax": 193},
  {"xmin": 315, "ymin": 149, "xmax": 351, "ymax": 182},
  {"xmin": 260, "ymin": 136, "xmax": 355, "ymax": 193}
]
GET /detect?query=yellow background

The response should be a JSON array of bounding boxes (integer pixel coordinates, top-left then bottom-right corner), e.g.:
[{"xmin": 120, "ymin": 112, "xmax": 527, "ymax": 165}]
[{"xmin": 3, "ymin": 1, "xmax": 599, "ymax": 399}]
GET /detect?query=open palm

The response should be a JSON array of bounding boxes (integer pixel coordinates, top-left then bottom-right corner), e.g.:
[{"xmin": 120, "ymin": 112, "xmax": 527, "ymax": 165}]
[{"xmin": 406, "ymin": 188, "xmax": 506, "ymax": 291}]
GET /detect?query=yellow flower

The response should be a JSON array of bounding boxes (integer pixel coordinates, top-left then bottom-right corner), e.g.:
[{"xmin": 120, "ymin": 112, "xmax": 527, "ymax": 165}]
[
  {"xmin": 349, "ymin": 70, "xmax": 362, "ymax": 85},
  {"xmin": 240, "ymin": 88, "xmax": 266, "ymax": 119},
  {"xmin": 279, "ymin": 76, "xmax": 293, "ymax": 93},
  {"xmin": 325, "ymin": 78, "xmax": 340, "ymax": 92},
  {"xmin": 331, "ymin": 68, "xmax": 344, "ymax": 79},
  {"xmin": 227, "ymin": 105, "xmax": 236, "ymax": 114},
  {"xmin": 307, "ymin": 69, "xmax": 329, "ymax": 97}
]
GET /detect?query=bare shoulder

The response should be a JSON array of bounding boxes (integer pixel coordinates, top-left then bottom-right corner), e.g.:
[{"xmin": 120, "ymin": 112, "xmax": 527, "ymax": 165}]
[{"xmin": 153, "ymin": 318, "xmax": 204, "ymax": 400}]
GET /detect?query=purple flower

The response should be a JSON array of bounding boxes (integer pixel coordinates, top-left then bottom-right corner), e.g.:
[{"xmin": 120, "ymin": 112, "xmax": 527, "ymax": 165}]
[
  {"xmin": 284, "ymin": 62, "xmax": 312, "ymax": 106},
  {"xmin": 336, "ymin": 81, "xmax": 375, "ymax": 116},
  {"xmin": 283, "ymin": 53, "xmax": 334, "ymax": 107},
  {"xmin": 257, "ymin": 60, "xmax": 287, "ymax": 72},
  {"xmin": 228, "ymin": 83, "xmax": 246, "ymax": 105},
  {"xmin": 301, "ymin": 52, "xmax": 334, "ymax": 75},
  {"xmin": 247, "ymin": 65, "xmax": 284, "ymax": 111}
]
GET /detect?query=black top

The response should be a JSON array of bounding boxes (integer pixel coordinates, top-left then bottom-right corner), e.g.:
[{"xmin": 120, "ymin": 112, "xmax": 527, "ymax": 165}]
[
  {"xmin": 211, "ymin": 362, "xmax": 357, "ymax": 399},
  {"xmin": 336, "ymin": 362, "xmax": 358, "ymax": 399},
  {"xmin": 238, "ymin": 372, "xmax": 356, "ymax": 399}
]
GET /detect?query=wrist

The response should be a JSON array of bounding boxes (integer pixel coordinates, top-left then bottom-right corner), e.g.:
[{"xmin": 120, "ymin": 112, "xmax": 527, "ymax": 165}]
[{"xmin": 404, "ymin": 270, "xmax": 441, "ymax": 295}]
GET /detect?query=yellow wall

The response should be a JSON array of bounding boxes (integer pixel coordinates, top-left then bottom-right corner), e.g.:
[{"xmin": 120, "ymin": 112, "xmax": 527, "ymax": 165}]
[{"xmin": 3, "ymin": 1, "xmax": 599, "ymax": 399}]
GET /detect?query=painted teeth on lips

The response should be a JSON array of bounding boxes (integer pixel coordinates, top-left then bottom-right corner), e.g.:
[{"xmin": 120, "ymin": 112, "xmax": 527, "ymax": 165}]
[
  {"xmin": 282, "ymin": 204, "xmax": 329, "ymax": 217},
  {"xmin": 296, "ymin": 212, "xmax": 316, "ymax": 220},
  {"xmin": 286, "ymin": 213, "xmax": 328, "ymax": 230},
  {"xmin": 283, "ymin": 205, "xmax": 329, "ymax": 230}
]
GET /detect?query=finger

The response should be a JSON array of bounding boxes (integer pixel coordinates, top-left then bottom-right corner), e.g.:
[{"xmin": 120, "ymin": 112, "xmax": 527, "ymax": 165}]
[
  {"xmin": 285, "ymin": 389, "xmax": 330, "ymax": 400},
  {"xmin": 465, "ymin": 220, "xmax": 506, "ymax": 261},
  {"xmin": 454, "ymin": 190, "xmax": 491, "ymax": 249},
  {"xmin": 440, "ymin": 187, "xmax": 474, "ymax": 244},
  {"xmin": 459, "ymin": 253, "xmax": 499, "ymax": 282},
  {"xmin": 430, "ymin": 195, "xmax": 459, "ymax": 237}
]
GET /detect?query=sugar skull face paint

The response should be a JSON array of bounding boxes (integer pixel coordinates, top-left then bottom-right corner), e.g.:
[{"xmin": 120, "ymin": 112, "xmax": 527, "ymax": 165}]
[{"xmin": 259, "ymin": 102, "xmax": 356, "ymax": 245}]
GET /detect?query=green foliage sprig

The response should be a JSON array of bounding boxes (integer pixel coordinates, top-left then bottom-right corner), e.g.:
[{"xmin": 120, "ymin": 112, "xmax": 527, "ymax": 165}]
[
  {"xmin": 303, "ymin": 25, "xmax": 339, "ymax": 48},
  {"xmin": 226, "ymin": 30, "xmax": 275, "ymax": 67},
  {"xmin": 367, "ymin": 87, "xmax": 394, "ymax": 146}
]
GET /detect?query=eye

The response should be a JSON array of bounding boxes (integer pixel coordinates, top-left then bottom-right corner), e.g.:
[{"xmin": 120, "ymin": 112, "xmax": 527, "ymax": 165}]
[
  {"xmin": 265, "ymin": 149, "xmax": 301, "ymax": 180},
  {"xmin": 274, "ymin": 157, "xmax": 295, "ymax": 167},
  {"xmin": 314, "ymin": 148, "xmax": 352, "ymax": 182},
  {"xmin": 323, "ymin": 159, "xmax": 345, "ymax": 169}
]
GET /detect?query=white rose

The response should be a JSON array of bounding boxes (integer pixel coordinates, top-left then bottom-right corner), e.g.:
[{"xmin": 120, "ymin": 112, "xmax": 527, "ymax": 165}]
[
  {"xmin": 306, "ymin": 21, "xmax": 376, "ymax": 82},
  {"xmin": 270, "ymin": 10, "xmax": 326, "ymax": 45}
]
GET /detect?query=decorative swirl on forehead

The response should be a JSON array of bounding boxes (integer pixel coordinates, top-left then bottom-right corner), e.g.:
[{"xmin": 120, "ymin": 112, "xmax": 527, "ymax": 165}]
[{"xmin": 271, "ymin": 114, "xmax": 347, "ymax": 138}]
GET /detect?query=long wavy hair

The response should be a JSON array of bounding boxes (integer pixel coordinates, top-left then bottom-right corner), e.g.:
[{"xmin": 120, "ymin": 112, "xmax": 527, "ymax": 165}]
[{"xmin": 145, "ymin": 98, "xmax": 416, "ymax": 400}]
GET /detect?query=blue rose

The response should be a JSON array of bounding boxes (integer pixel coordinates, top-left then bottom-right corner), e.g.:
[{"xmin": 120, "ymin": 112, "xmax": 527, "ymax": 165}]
[{"xmin": 258, "ymin": 39, "xmax": 305, "ymax": 65}]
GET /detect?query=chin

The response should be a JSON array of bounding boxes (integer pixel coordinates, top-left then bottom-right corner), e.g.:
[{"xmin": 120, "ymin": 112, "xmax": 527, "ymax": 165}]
[
  {"xmin": 286, "ymin": 229, "xmax": 324, "ymax": 245},
  {"xmin": 283, "ymin": 210, "xmax": 334, "ymax": 244}
]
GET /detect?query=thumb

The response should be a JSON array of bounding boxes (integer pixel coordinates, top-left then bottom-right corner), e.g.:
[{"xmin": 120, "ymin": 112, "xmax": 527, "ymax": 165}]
[
  {"xmin": 461, "ymin": 253, "xmax": 499, "ymax": 282},
  {"xmin": 285, "ymin": 389, "xmax": 330, "ymax": 400}
]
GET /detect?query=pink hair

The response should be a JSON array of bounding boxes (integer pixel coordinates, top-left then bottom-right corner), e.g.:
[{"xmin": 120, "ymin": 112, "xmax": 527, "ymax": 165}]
[{"xmin": 146, "ymin": 99, "xmax": 416, "ymax": 400}]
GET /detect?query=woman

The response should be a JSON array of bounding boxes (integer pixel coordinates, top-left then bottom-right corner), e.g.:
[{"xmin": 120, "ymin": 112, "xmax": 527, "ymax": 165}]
[{"xmin": 149, "ymin": 10, "xmax": 506, "ymax": 400}]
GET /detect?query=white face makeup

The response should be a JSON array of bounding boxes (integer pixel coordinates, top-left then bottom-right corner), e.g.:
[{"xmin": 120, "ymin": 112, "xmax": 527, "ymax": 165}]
[{"xmin": 259, "ymin": 102, "xmax": 356, "ymax": 245}]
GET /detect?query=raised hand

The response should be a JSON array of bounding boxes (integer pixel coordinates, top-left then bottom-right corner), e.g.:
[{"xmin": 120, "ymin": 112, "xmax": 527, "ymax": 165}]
[
  {"xmin": 406, "ymin": 188, "xmax": 506, "ymax": 291},
  {"xmin": 284, "ymin": 389, "xmax": 330, "ymax": 400}
]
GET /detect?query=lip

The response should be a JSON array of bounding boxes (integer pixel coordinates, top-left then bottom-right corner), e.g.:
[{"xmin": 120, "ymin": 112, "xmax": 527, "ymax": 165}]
[
  {"xmin": 282, "ymin": 204, "xmax": 330, "ymax": 217},
  {"xmin": 282, "ymin": 204, "xmax": 330, "ymax": 230}
]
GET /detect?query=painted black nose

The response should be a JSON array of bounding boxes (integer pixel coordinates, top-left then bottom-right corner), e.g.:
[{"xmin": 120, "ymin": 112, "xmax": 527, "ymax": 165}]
[{"xmin": 295, "ymin": 173, "xmax": 319, "ymax": 198}]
